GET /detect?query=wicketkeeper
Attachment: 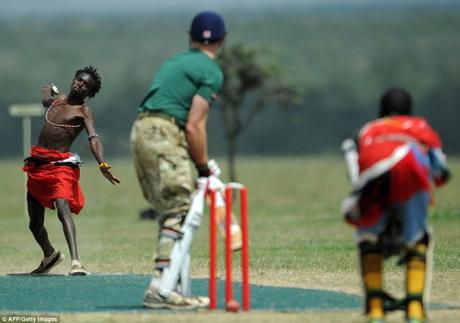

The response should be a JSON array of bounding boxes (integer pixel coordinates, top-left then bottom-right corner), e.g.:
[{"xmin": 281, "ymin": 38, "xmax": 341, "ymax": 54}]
[
  {"xmin": 341, "ymin": 88, "xmax": 450, "ymax": 323},
  {"xmin": 130, "ymin": 11, "xmax": 227, "ymax": 309}
]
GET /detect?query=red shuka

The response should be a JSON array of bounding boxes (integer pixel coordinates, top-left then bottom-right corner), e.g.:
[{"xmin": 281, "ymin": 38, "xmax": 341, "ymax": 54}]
[{"xmin": 23, "ymin": 146, "xmax": 84, "ymax": 214}]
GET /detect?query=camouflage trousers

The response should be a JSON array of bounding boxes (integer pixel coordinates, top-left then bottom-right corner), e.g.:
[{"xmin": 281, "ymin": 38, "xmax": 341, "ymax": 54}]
[{"xmin": 130, "ymin": 115, "xmax": 194, "ymax": 271}]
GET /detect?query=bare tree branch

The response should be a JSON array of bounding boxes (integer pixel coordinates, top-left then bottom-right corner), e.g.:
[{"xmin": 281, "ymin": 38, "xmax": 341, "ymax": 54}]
[{"xmin": 217, "ymin": 42, "xmax": 302, "ymax": 181}]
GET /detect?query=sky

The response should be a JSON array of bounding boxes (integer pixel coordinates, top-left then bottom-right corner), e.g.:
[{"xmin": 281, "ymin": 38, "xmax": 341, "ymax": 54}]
[{"xmin": 2, "ymin": 0, "xmax": 459, "ymax": 17}]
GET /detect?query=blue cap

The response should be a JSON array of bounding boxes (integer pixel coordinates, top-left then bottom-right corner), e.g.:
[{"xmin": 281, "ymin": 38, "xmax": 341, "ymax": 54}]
[{"xmin": 189, "ymin": 11, "xmax": 227, "ymax": 44}]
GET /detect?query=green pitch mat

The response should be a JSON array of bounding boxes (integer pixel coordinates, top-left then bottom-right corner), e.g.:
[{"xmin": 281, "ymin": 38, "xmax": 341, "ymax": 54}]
[{"xmin": 0, "ymin": 274, "xmax": 361, "ymax": 312}]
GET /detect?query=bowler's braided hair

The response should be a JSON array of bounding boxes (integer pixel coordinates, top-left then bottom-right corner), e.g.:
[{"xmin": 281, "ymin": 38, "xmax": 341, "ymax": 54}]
[{"xmin": 74, "ymin": 65, "xmax": 102, "ymax": 97}]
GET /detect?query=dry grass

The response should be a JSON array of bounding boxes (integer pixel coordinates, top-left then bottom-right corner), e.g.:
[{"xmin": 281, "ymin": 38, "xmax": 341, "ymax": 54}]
[{"xmin": 1, "ymin": 157, "xmax": 459, "ymax": 322}]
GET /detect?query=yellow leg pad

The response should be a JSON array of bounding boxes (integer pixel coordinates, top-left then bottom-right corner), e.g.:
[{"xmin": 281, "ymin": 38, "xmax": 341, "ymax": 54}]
[
  {"xmin": 363, "ymin": 254, "xmax": 383, "ymax": 290},
  {"xmin": 407, "ymin": 300, "xmax": 424, "ymax": 320},
  {"xmin": 406, "ymin": 244, "xmax": 427, "ymax": 320},
  {"xmin": 362, "ymin": 253, "xmax": 384, "ymax": 318},
  {"xmin": 368, "ymin": 297, "xmax": 384, "ymax": 319},
  {"xmin": 406, "ymin": 257, "xmax": 425, "ymax": 295}
]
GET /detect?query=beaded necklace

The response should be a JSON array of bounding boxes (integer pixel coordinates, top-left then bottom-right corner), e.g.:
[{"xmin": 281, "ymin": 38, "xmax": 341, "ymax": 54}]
[{"xmin": 45, "ymin": 99, "xmax": 83, "ymax": 128}]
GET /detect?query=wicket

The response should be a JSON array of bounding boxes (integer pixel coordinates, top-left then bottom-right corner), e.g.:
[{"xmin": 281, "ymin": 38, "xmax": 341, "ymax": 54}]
[{"xmin": 209, "ymin": 183, "xmax": 250, "ymax": 311}]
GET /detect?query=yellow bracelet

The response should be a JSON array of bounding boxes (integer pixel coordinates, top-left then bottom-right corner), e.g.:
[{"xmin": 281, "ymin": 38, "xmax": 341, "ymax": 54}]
[{"xmin": 99, "ymin": 162, "xmax": 110, "ymax": 168}]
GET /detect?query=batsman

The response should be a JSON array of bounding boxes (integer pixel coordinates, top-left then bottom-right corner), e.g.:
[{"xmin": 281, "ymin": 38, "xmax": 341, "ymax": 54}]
[
  {"xmin": 130, "ymin": 11, "xmax": 228, "ymax": 309},
  {"xmin": 341, "ymin": 88, "xmax": 450, "ymax": 323}
]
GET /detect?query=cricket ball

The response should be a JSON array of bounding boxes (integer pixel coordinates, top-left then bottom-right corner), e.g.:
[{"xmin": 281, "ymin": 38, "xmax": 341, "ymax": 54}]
[
  {"xmin": 226, "ymin": 299, "xmax": 240, "ymax": 312},
  {"xmin": 51, "ymin": 84, "xmax": 60, "ymax": 95}
]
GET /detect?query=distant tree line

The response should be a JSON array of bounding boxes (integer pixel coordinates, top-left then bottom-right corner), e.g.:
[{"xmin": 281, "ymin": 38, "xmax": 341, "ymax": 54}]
[{"xmin": 0, "ymin": 8, "xmax": 459, "ymax": 159}]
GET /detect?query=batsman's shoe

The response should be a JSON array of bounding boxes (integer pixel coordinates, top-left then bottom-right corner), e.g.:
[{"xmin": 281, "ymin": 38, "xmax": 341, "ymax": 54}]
[
  {"xmin": 69, "ymin": 260, "xmax": 89, "ymax": 276},
  {"xmin": 189, "ymin": 295, "xmax": 210, "ymax": 308},
  {"xmin": 143, "ymin": 288, "xmax": 207, "ymax": 310},
  {"xmin": 31, "ymin": 250, "xmax": 64, "ymax": 274}
]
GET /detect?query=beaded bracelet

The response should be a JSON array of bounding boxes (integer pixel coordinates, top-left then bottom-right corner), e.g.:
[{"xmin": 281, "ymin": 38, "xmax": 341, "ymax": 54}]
[{"xmin": 99, "ymin": 162, "xmax": 110, "ymax": 169}]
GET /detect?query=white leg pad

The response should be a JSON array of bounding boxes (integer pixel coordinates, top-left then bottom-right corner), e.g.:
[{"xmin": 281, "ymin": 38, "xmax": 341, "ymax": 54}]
[{"xmin": 157, "ymin": 186, "xmax": 206, "ymax": 297}]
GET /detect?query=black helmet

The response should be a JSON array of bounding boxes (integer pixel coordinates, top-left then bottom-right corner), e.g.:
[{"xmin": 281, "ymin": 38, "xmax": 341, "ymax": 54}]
[
  {"xmin": 189, "ymin": 11, "xmax": 226, "ymax": 44},
  {"xmin": 379, "ymin": 87, "xmax": 413, "ymax": 117}
]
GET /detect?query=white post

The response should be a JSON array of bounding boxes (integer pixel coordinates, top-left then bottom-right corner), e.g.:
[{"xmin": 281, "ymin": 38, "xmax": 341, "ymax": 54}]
[
  {"xmin": 23, "ymin": 116, "xmax": 31, "ymax": 217},
  {"xmin": 9, "ymin": 104, "xmax": 44, "ymax": 217},
  {"xmin": 23, "ymin": 116, "xmax": 31, "ymax": 158}
]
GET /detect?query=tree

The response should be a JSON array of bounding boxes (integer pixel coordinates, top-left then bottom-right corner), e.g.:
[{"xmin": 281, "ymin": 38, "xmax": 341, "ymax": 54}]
[{"xmin": 217, "ymin": 42, "xmax": 302, "ymax": 181}]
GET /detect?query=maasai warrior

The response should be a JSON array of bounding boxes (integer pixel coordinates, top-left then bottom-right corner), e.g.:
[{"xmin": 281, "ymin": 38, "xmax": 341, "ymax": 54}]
[
  {"xmin": 23, "ymin": 66, "xmax": 120, "ymax": 276},
  {"xmin": 341, "ymin": 88, "xmax": 450, "ymax": 323}
]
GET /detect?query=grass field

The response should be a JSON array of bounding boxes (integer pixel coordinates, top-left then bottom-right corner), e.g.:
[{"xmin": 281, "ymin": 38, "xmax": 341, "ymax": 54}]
[{"xmin": 0, "ymin": 156, "xmax": 459, "ymax": 322}]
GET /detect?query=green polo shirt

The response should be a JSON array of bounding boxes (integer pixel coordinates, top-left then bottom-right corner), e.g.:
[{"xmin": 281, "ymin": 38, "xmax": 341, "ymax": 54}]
[{"xmin": 139, "ymin": 48, "xmax": 224, "ymax": 127}]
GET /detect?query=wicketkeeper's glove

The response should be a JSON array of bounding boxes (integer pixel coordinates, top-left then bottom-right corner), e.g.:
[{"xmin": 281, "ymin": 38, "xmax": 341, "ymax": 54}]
[{"xmin": 429, "ymin": 148, "xmax": 451, "ymax": 186}]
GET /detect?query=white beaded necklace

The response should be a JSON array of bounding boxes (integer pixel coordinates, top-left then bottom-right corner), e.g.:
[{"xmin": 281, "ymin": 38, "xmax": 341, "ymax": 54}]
[{"xmin": 45, "ymin": 99, "xmax": 83, "ymax": 128}]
